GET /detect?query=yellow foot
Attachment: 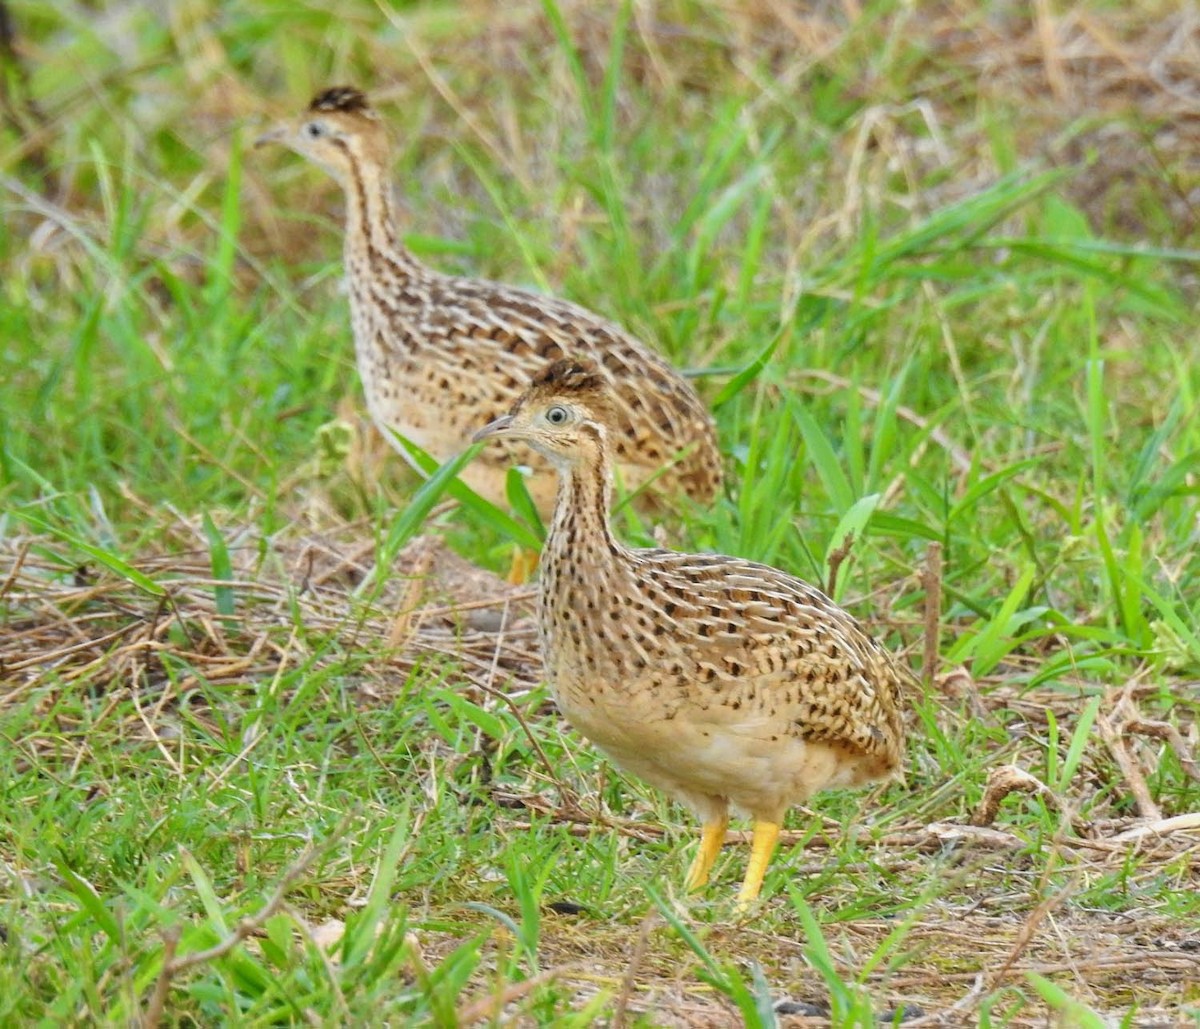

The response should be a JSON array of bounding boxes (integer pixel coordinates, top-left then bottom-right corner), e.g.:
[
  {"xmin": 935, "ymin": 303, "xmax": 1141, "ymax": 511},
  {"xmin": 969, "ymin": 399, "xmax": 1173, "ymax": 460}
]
[
  {"xmin": 506, "ymin": 546, "xmax": 540, "ymax": 584},
  {"xmin": 734, "ymin": 819, "xmax": 781, "ymax": 910},
  {"xmin": 684, "ymin": 816, "xmax": 729, "ymax": 892}
]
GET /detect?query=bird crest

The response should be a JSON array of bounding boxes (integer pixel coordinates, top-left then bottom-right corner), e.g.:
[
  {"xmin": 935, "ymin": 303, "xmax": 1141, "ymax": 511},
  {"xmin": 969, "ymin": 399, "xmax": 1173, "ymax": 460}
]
[
  {"xmin": 529, "ymin": 357, "xmax": 606, "ymax": 397},
  {"xmin": 308, "ymin": 86, "xmax": 372, "ymax": 115}
]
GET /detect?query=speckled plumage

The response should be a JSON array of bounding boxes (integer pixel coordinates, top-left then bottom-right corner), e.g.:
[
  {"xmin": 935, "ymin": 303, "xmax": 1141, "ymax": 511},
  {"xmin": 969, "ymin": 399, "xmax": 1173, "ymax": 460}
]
[
  {"xmin": 258, "ymin": 87, "xmax": 722, "ymax": 515},
  {"xmin": 475, "ymin": 359, "xmax": 911, "ymax": 905}
]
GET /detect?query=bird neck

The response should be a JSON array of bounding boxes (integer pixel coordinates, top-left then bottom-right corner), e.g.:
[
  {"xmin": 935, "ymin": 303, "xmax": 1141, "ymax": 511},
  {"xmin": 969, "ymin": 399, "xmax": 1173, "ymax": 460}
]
[
  {"xmin": 547, "ymin": 428, "xmax": 623, "ymax": 565},
  {"xmin": 341, "ymin": 154, "xmax": 422, "ymax": 278}
]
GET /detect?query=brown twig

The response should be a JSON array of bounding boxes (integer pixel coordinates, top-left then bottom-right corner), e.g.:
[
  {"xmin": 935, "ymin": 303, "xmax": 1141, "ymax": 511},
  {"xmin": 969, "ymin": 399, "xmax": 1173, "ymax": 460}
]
[
  {"xmin": 141, "ymin": 926, "xmax": 179, "ymax": 1029},
  {"xmin": 1097, "ymin": 714, "xmax": 1162, "ymax": 820},
  {"xmin": 825, "ymin": 530, "xmax": 855, "ymax": 597},
  {"xmin": 386, "ymin": 545, "xmax": 434, "ymax": 649},
  {"xmin": 613, "ymin": 910, "xmax": 658, "ymax": 1029},
  {"xmin": 142, "ymin": 832, "xmax": 336, "ymax": 1027},
  {"xmin": 1122, "ymin": 718, "xmax": 1200, "ymax": 783},
  {"xmin": 0, "ymin": 535, "xmax": 31, "ymax": 602},
  {"xmin": 476, "ymin": 677, "xmax": 583, "ymax": 815},
  {"xmin": 970, "ymin": 765, "xmax": 1058, "ymax": 827}
]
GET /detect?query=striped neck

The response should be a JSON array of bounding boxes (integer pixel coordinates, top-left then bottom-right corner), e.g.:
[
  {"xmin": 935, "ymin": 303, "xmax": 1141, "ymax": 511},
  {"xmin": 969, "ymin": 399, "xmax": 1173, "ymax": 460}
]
[
  {"xmin": 340, "ymin": 151, "xmax": 422, "ymax": 278},
  {"xmin": 547, "ymin": 426, "xmax": 623, "ymax": 564}
]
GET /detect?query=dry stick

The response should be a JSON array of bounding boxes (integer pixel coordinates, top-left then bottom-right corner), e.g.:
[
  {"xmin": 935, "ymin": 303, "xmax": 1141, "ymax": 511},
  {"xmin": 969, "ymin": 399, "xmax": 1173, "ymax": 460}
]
[
  {"xmin": 3, "ymin": 622, "xmax": 141, "ymax": 673},
  {"xmin": 630, "ymin": 0, "xmax": 674, "ymax": 91},
  {"xmin": 141, "ymin": 928, "xmax": 180, "ymax": 1029},
  {"xmin": 142, "ymin": 831, "xmax": 337, "ymax": 1029},
  {"xmin": 921, "ymin": 541, "xmax": 943, "ymax": 685},
  {"xmin": 825, "ymin": 530, "xmax": 855, "ymax": 598},
  {"xmin": 993, "ymin": 795, "xmax": 1080, "ymax": 985},
  {"xmin": 0, "ymin": 536, "xmax": 31, "ymax": 601},
  {"xmin": 612, "ymin": 911, "xmax": 659, "ymax": 1029},
  {"xmin": 970, "ymin": 765, "xmax": 1056, "ymax": 827},
  {"xmin": 1097, "ymin": 714, "xmax": 1162, "ymax": 821},
  {"xmin": 1034, "ymin": 0, "xmax": 1071, "ymax": 103},
  {"xmin": 477, "ymin": 678, "xmax": 582, "ymax": 814},
  {"xmin": 902, "ymin": 973, "xmax": 986, "ymax": 1028},
  {"xmin": 1123, "ymin": 718, "xmax": 1200, "ymax": 783},
  {"xmin": 420, "ymin": 590, "xmax": 537, "ymax": 620},
  {"xmin": 386, "ymin": 547, "xmax": 434, "ymax": 649},
  {"xmin": 130, "ymin": 677, "xmax": 184, "ymax": 778}
]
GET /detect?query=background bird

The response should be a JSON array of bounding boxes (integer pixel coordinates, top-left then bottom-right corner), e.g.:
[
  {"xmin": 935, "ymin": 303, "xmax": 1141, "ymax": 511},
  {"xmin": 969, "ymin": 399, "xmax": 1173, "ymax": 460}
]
[
  {"xmin": 257, "ymin": 87, "xmax": 722, "ymax": 574},
  {"xmin": 474, "ymin": 358, "xmax": 912, "ymax": 907}
]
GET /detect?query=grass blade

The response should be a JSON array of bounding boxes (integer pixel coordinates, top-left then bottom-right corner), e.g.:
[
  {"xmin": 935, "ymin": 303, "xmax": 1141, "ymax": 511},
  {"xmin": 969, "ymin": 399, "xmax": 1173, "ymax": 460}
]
[
  {"xmin": 201, "ymin": 511, "xmax": 236, "ymax": 619},
  {"xmin": 15, "ymin": 511, "xmax": 166, "ymax": 597}
]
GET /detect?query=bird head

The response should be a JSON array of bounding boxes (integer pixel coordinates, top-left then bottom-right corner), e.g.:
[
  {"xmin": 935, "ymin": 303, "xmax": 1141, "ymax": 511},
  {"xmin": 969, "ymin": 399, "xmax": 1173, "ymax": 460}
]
[
  {"xmin": 255, "ymin": 86, "xmax": 389, "ymax": 182},
  {"xmin": 473, "ymin": 358, "xmax": 615, "ymax": 469}
]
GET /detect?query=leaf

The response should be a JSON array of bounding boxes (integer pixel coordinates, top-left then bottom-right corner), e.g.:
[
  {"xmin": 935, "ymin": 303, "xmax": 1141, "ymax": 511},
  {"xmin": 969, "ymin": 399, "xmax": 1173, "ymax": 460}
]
[
  {"xmin": 824, "ymin": 492, "xmax": 881, "ymax": 600},
  {"xmin": 947, "ymin": 459, "xmax": 1041, "ymax": 523},
  {"xmin": 181, "ymin": 848, "xmax": 230, "ymax": 935},
  {"xmin": 957, "ymin": 563, "xmax": 1037, "ymax": 675},
  {"xmin": 381, "ymin": 443, "xmax": 483, "ymax": 566},
  {"xmin": 344, "ymin": 815, "xmax": 410, "ymax": 969},
  {"xmin": 433, "ymin": 687, "xmax": 509, "ymax": 742},
  {"xmin": 1057, "ymin": 696, "xmax": 1101, "ymax": 792},
  {"xmin": 56, "ymin": 863, "xmax": 122, "ymax": 944},
  {"xmin": 16, "ymin": 511, "xmax": 166, "ymax": 597},
  {"xmin": 1026, "ymin": 972, "xmax": 1109, "ymax": 1029},
  {"xmin": 648, "ymin": 886, "xmax": 727, "ymax": 986},
  {"xmin": 505, "ymin": 467, "xmax": 545, "ymax": 543},
  {"xmin": 201, "ymin": 511, "xmax": 236, "ymax": 618},
  {"xmin": 391, "ymin": 433, "xmax": 543, "ymax": 552},
  {"xmin": 712, "ymin": 325, "xmax": 787, "ymax": 410},
  {"xmin": 788, "ymin": 398, "xmax": 854, "ymax": 513}
]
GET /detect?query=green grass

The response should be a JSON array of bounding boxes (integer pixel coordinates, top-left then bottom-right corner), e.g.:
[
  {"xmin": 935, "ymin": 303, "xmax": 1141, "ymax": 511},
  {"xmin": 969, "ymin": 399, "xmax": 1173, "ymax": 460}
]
[{"xmin": 3, "ymin": 0, "xmax": 1200, "ymax": 1023}]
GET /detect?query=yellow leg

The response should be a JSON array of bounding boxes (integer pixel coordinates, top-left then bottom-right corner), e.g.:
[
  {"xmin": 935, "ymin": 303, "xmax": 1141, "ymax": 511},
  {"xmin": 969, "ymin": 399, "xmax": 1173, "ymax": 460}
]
[
  {"xmin": 506, "ymin": 546, "xmax": 540, "ymax": 584},
  {"xmin": 735, "ymin": 819, "xmax": 781, "ymax": 909},
  {"xmin": 684, "ymin": 816, "xmax": 729, "ymax": 892}
]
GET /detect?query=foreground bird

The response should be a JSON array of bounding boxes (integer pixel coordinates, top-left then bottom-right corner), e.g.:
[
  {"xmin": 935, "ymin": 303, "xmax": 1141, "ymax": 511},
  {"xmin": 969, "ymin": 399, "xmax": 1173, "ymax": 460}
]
[
  {"xmin": 256, "ymin": 87, "xmax": 721, "ymax": 532},
  {"xmin": 474, "ymin": 359, "xmax": 910, "ymax": 906}
]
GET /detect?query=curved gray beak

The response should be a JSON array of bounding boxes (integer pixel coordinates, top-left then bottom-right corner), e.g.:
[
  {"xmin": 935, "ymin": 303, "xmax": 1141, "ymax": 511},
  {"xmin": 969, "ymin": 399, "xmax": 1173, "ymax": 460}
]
[
  {"xmin": 254, "ymin": 124, "xmax": 288, "ymax": 149},
  {"xmin": 472, "ymin": 414, "xmax": 513, "ymax": 443}
]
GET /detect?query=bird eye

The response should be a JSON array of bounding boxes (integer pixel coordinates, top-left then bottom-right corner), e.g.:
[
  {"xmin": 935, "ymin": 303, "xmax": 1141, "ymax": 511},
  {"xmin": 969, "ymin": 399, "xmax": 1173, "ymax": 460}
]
[
  {"xmin": 546, "ymin": 405, "xmax": 569, "ymax": 426},
  {"xmin": 304, "ymin": 121, "xmax": 324, "ymax": 139}
]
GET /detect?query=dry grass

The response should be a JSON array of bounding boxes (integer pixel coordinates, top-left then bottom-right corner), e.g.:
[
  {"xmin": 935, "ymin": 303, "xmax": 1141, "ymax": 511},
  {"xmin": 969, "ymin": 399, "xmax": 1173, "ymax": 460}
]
[
  {"xmin": 4, "ymin": 507, "xmax": 1197, "ymax": 1023},
  {"xmin": 0, "ymin": 521, "xmax": 539, "ymax": 718}
]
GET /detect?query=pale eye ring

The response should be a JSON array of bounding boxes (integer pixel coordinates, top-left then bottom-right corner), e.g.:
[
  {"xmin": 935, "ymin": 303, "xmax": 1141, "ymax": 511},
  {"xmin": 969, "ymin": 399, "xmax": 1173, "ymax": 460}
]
[
  {"xmin": 304, "ymin": 121, "xmax": 324, "ymax": 139},
  {"xmin": 546, "ymin": 405, "xmax": 569, "ymax": 426}
]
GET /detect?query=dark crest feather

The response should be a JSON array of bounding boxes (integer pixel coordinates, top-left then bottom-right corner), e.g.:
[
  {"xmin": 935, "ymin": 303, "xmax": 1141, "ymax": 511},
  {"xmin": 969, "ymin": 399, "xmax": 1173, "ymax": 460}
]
[
  {"xmin": 309, "ymin": 86, "xmax": 371, "ymax": 114},
  {"xmin": 530, "ymin": 358, "xmax": 604, "ymax": 395}
]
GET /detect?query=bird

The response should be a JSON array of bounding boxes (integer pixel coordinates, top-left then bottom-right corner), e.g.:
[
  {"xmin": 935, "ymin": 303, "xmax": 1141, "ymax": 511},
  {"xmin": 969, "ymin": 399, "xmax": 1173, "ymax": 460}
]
[
  {"xmin": 255, "ymin": 86, "xmax": 722, "ymax": 577},
  {"xmin": 473, "ymin": 358, "xmax": 911, "ymax": 907}
]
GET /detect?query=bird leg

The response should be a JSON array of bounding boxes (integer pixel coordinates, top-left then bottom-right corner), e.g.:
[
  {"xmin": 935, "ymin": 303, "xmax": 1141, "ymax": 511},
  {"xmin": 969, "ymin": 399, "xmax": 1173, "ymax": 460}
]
[
  {"xmin": 735, "ymin": 819, "xmax": 781, "ymax": 908},
  {"xmin": 506, "ymin": 546, "xmax": 540, "ymax": 584},
  {"xmin": 685, "ymin": 815, "xmax": 729, "ymax": 891}
]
